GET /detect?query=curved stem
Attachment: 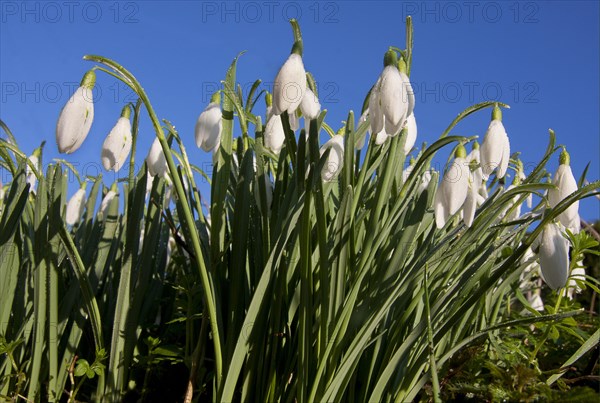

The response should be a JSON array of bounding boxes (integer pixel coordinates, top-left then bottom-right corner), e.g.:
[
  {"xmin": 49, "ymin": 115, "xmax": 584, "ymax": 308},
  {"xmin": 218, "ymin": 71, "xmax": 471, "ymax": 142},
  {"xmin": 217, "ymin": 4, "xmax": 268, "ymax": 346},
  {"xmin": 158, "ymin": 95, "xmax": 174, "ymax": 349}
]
[{"xmin": 83, "ymin": 55, "xmax": 223, "ymax": 386}]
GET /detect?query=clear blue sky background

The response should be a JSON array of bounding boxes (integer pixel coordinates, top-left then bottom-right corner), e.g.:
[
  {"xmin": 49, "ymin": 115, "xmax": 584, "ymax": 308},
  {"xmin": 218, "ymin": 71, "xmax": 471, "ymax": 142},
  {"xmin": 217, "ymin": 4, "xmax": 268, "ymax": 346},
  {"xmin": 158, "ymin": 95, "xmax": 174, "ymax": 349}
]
[{"xmin": 1, "ymin": 0, "xmax": 598, "ymax": 220}]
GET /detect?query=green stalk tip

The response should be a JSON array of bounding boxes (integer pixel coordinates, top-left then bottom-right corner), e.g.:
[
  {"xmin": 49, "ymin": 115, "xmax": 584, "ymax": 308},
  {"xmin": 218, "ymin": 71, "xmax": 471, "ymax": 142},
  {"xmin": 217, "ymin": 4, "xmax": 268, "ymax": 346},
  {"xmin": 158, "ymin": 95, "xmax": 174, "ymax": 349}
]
[
  {"xmin": 210, "ymin": 91, "xmax": 221, "ymax": 104},
  {"xmin": 265, "ymin": 92, "xmax": 272, "ymax": 108},
  {"xmin": 455, "ymin": 144, "xmax": 467, "ymax": 159},
  {"xmin": 383, "ymin": 49, "xmax": 398, "ymax": 68},
  {"xmin": 492, "ymin": 104, "xmax": 502, "ymax": 121},
  {"xmin": 120, "ymin": 104, "xmax": 132, "ymax": 119},
  {"xmin": 559, "ymin": 148, "xmax": 570, "ymax": 166},
  {"xmin": 80, "ymin": 70, "xmax": 96, "ymax": 89}
]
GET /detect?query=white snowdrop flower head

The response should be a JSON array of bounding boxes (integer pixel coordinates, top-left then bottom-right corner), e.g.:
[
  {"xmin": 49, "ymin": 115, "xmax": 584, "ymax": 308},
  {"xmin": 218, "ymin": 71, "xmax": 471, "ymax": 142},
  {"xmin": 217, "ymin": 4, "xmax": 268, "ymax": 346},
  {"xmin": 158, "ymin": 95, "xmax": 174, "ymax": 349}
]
[
  {"xmin": 195, "ymin": 92, "xmax": 222, "ymax": 152},
  {"xmin": 320, "ymin": 135, "xmax": 344, "ymax": 182},
  {"xmin": 66, "ymin": 186, "xmax": 87, "ymax": 226},
  {"xmin": 146, "ymin": 138, "xmax": 168, "ymax": 178},
  {"xmin": 538, "ymin": 222, "xmax": 570, "ymax": 290},
  {"xmin": 434, "ymin": 145, "xmax": 470, "ymax": 229},
  {"xmin": 548, "ymin": 149, "xmax": 580, "ymax": 234},
  {"xmin": 56, "ymin": 70, "xmax": 95, "ymax": 154},
  {"xmin": 98, "ymin": 188, "xmax": 118, "ymax": 221},
  {"xmin": 264, "ymin": 93, "xmax": 286, "ymax": 155},
  {"xmin": 480, "ymin": 105, "xmax": 510, "ymax": 180},
  {"xmin": 101, "ymin": 105, "xmax": 132, "ymax": 172},
  {"xmin": 26, "ymin": 153, "xmax": 41, "ymax": 192},
  {"xmin": 272, "ymin": 40, "xmax": 306, "ymax": 116}
]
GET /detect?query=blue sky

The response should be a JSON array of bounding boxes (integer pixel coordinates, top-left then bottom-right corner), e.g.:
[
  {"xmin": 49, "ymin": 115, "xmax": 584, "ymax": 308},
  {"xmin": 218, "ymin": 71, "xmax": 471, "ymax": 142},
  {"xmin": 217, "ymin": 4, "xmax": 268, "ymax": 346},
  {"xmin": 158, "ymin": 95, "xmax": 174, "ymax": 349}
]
[{"xmin": 1, "ymin": 0, "xmax": 598, "ymax": 220}]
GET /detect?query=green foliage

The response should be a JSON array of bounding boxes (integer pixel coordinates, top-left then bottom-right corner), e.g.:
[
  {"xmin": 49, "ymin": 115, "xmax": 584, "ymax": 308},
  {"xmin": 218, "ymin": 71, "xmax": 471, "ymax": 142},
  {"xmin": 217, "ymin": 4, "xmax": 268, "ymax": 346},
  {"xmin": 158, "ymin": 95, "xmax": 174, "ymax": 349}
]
[{"xmin": 0, "ymin": 17, "xmax": 598, "ymax": 403}]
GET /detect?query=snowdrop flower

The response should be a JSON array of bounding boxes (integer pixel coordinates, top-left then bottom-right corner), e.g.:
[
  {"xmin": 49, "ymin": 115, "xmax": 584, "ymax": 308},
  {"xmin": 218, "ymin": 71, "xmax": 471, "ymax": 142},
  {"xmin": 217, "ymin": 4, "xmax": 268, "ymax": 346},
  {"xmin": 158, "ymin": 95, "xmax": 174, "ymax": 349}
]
[
  {"xmin": 146, "ymin": 138, "xmax": 168, "ymax": 178},
  {"xmin": 272, "ymin": 40, "xmax": 306, "ymax": 116},
  {"xmin": 565, "ymin": 264, "xmax": 585, "ymax": 300},
  {"xmin": 434, "ymin": 145, "xmax": 470, "ymax": 229},
  {"xmin": 264, "ymin": 93, "xmax": 286, "ymax": 155},
  {"xmin": 538, "ymin": 222, "xmax": 570, "ymax": 290},
  {"xmin": 320, "ymin": 135, "xmax": 344, "ymax": 182},
  {"xmin": 402, "ymin": 113, "xmax": 417, "ymax": 155},
  {"xmin": 480, "ymin": 105, "xmax": 510, "ymax": 180},
  {"xmin": 369, "ymin": 53, "xmax": 415, "ymax": 146},
  {"xmin": 195, "ymin": 92, "xmax": 222, "ymax": 152},
  {"xmin": 548, "ymin": 149, "xmax": 580, "ymax": 234},
  {"xmin": 377, "ymin": 51, "xmax": 413, "ymax": 136},
  {"xmin": 101, "ymin": 105, "xmax": 132, "ymax": 172},
  {"xmin": 98, "ymin": 187, "xmax": 118, "ymax": 221},
  {"xmin": 300, "ymin": 87, "xmax": 321, "ymax": 120},
  {"xmin": 56, "ymin": 70, "xmax": 95, "ymax": 154},
  {"xmin": 26, "ymin": 152, "xmax": 41, "ymax": 192},
  {"xmin": 66, "ymin": 185, "xmax": 87, "ymax": 226}
]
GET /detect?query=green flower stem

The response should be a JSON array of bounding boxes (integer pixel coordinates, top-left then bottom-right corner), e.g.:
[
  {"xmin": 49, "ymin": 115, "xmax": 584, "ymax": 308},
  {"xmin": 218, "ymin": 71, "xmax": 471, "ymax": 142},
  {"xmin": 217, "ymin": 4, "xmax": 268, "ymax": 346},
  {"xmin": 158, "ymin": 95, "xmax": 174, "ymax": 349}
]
[
  {"xmin": 128, "ymin": 98, "xmax": 143, "ymax": 188},
  {"xmin": 83, "ymin": 55, "xmax": 223, "ymax": 386}
]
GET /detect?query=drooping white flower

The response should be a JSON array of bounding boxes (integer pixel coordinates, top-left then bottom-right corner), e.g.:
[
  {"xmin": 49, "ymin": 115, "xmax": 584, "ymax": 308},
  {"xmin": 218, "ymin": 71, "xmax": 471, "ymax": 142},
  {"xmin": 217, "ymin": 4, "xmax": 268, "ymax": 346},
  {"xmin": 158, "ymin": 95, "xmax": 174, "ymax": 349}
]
[
  {"xmin": 146, "ymin": 138, "xmax": 168, "ymax": 178},
  {"xmin": 264, "ymin": 109, "xmax": 286, "ymax": 155},
  {"xmin": 434, "ymin": 145, "xmax": 470, "ymax": 229},
  {"xmin": 300, "ymin": 87, "xmax": 321, "ymax": 120},
  {"xmin": 56, "ymin": 71, "xmax": 95, "ymax": 154},
  {"xmin": 548, "ymin": 149, "xmax": 580, "ymax": 234},
  {"xmin": 538, "ymin": 222, "xmax": 570, "ymax": 290},
  {"xmin": 101, "ymin": 106, "xmax": 132, "ymax": 172},
  {"xmin": 402, "ymin": 113, "xmax": 417, "ymax": 155},
  {"xmin": 272, "ymin": 51, "xmax": 306, "ymax": 116},
  {"xmin": 26, "ymin": 154, "xmax": 40, "ymax": 192},
  {"xmin": 66, "ymin": 187, "xmax": 87, "ymax": 226},
  {"xmin": 195, "ymin": 93, "xmax": 222, "ymax": 152},
  {"xmin": 98, "ymin": 189, "xmax": 117, "ymax": 221},
  {"xmin": 320, "ymin": 135, "xmax": 344, "ymax": 182},
  {"xmin": 480, "ymin": 105, "xmax": 510, "ymax": 180},
  {"xmin": 566, "ymin": 264, "xmax": 585, "ymax": 300},
  {"xmin": 377, "ymin": 53, "xmax": 415, "ymax": 137}
]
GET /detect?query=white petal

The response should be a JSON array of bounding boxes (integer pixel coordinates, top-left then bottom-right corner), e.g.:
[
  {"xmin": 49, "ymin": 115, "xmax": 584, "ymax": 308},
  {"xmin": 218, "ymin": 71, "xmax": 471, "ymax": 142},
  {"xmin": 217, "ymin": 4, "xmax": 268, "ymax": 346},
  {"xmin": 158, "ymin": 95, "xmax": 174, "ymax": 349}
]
[
  {"xmin": 264, "ymin": 114, "xmax": 285, "ymax": 155},
  {"xmin": 101, "ymin": 117, "xmax": 132, "ymax": 172},
  {"xmin": 146, "ymin": 138, "xmax": 168, "ymax": 178},
  {"xmin": 369, "ymin": 81, "xmax": 384, "ymax": 136},
  {"xmin": 434, "ymin": 185, "xmax": 447, "ymax": 229},
  {"xmin": 444, "ymin": 157, "xmax": 469, "ymax": 215},
  {"xmin": 272, "ymin": 54, "xmax": 306, "ymax": 116},
  {"xmin": 375, "ymin": 128, "xmax": 388, "ymax": 145},
  {"xmin": 480, "ymin": 119, "xmax": 508, "ymax": 179},
  {"xmin": 402, "ymin": 113, "xmax": 417, "ymax": 154},
  {"xmin": 400, "ymin": 72, "xmax": 415, "ymax": 120},
  {"xmin": 99, "ymin": 190, "xmax": 117, "ymax": 220},
  {"xmin": 379, "ymin": 66, "xmax": 407, "ymax": 133},
  {"xmin": 538, "ymin": 223, "xmax": 570, "ymax": 290},
  {"xmin": 56, "ymin": 86, "xmax": 94, "ymax": 154},
  {"xmin": 195, "ymin": 102, "xmax": 222, "ymax": 152},
  {"xmin": 320, "ymin": 135, "xmax": 344, "ymax": 182},
  {"xmin": 463, "ymin": 186, "xmax": 478, "ymax": 227},
  {"xmin": 300, "ymin": 88, "xmax": 321, "ymax": 120},
  {"xmin": 549, "ymin": 164, "xmax": 580, "ymax": 233},
  {"xmin": 66, "ymin": 188, "xmax": 87, "ymax": 226}
]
